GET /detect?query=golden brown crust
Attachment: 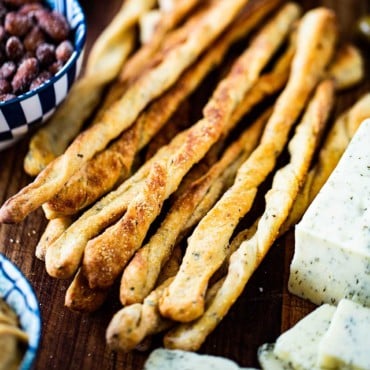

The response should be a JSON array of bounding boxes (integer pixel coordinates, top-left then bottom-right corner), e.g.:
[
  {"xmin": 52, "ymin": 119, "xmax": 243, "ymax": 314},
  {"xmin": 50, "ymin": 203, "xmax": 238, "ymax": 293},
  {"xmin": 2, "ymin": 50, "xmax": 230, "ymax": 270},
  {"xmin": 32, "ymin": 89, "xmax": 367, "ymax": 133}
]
[
  {"xmin": 119, "ymin": 110, "xmax": 269, "ymax": 306},
  {"xmin": 163, "ymin": 79, "xmax": 335, "ymax": 350},
  {"xmin": 64, "ymin": 269, "xmax": 108, "ymax": 313},
  {"xmin": 0, "ymin": 0, "xmax": 248, "ymax": 224},
  {"xmin": 82, "ymin": 161, "xmax": 168, "ymax": 289},
  {"xmin": 23, "ymin": 0, "xmax": 150, "ymax": 176},
  {"xmin": 43, "ymin": 0, "xmax": 283, "ymax": 219},
  {"xmin": 35, "ymin": 217, "xmax": 72, "ymax": 260}
]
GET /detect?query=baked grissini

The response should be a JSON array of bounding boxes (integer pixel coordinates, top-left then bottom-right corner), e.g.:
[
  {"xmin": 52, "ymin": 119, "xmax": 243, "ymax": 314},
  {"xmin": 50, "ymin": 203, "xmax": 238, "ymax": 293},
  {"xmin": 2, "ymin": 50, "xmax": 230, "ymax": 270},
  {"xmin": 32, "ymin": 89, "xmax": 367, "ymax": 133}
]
[
  {"xmin": 61, "ymin": 37, "xmax": 294, "ymax": 311},
  {"xmin": 119, "ymin": 109, "xmax": 271, "ymax": 306},
  {"xmin": 81, "ymin": 3, "xmax": 301, "ymax": 290},
  {"xmin": 55, "ymin": 36, "xmax": 294, "ymax": 311},
  {"xmin": 164, "ymin": 79, "xmax": 335, "ymax": 350},
  {"xmin": 42, "ymin": 0, "xmax": 282, "ymax": 219},
  {"xmin": 159, "ymin": 7, "xmax": 337, "ymax": 323},
  {"xmin": 0, "ymin": 0, "xmax": 249, "ymax": 224},
  {"xmin": 23, "ymin": 0, "xmax": 153, "ymax": 176}
]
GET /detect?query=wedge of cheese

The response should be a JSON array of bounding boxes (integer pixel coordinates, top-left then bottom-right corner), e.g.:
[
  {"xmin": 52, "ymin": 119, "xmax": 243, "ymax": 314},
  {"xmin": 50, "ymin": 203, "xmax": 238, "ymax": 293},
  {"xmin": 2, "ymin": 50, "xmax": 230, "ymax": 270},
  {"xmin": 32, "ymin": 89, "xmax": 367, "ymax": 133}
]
[
  {"xmin": 143, "ymin": 348, "xmax": 257, "ymax": 370},
  {"xmin": 258, "ymin": 343, "xmax": 293, "ymax": 370},
  {"xmin": 318, "ymin": 298, "xmax": 370, "ymax": 369},
  {"xmin": 289, "ymin": 118, "xmax": 370, "ymax": 306},
  {"xmin": 273, "ymin": 304, "xmax": 336, "ymax": 370}
]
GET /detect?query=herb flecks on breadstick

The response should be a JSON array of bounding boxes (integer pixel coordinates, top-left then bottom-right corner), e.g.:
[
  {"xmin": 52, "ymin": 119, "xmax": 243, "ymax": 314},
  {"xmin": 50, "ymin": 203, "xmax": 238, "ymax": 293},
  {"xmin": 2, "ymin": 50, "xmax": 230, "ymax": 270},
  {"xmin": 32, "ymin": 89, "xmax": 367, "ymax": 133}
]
[
  {"xmin": 159, "ymin": 7, "xmax": 337, "ymax": 323},
  {"xmin": 43, "ymin": 0, "xmax": 281, "ymax": 219},
  {"xmin": 0, "ymin": 0, "xmax": 248, "ymax": 224},
  {"xmin": 81, "ymin": 2, "xmax": 300, "ymax": 290},
  {"xmin": 119, "ymin": 110, "xmax": 270, "ymax": 306},
  {"xmin": 164, "ymin": 79, "xmax": 335, "ymax": 350},
  {"xmin": 23, "ymin": 0, "xmax": 153, "ymax": 176}
]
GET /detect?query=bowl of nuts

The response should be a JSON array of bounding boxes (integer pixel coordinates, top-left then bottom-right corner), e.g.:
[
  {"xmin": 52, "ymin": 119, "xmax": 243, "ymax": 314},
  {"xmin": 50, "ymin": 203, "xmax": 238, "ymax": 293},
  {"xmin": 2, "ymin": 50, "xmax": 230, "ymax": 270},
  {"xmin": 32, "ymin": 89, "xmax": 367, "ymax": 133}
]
[{"xmin": 0, "ymin": 0, "xmax": 86, "ymax": 151}]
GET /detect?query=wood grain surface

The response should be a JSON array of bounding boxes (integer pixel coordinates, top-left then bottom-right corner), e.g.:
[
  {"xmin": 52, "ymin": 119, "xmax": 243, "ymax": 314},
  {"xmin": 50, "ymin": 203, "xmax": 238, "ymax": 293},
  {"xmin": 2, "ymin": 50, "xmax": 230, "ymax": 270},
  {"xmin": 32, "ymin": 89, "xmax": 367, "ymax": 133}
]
[{"xmin": 1, "ymin": 1, "xmax": 369, "ymax": 369}]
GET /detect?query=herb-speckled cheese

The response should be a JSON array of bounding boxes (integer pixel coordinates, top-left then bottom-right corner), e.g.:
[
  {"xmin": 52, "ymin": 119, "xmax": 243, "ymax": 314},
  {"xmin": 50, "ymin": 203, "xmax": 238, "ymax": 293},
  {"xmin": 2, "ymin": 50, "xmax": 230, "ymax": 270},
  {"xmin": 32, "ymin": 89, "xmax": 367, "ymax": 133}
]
[
  {"xmin": 273, "ymin": 304, "xmax": 336, "ymax": 370},
  {"xmin": 258, "ymin": 343, "xmax": 293, "ymax": 370},
  {"xmin": 289, "ymin": 118, "xmax": 370, "ymax": 306},
  {"xmin": 143, "ymin": 348, "xmax": 257, "ymax": 370},
  {"xmin": 318, "ymin": 298, "xmax": 370, "ymax": 369}
]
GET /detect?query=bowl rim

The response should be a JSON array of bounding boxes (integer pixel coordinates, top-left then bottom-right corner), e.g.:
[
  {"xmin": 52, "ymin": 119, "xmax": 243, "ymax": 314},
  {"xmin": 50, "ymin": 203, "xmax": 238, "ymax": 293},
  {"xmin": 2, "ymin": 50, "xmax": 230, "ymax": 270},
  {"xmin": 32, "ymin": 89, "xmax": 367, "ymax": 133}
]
[
  {"xmin": 0, "ymin": 0, "xmax": 87, "ymax": 107},
  {"xmin": 0, "ymin": 253, "xmax": 41, "ymax": 370}
]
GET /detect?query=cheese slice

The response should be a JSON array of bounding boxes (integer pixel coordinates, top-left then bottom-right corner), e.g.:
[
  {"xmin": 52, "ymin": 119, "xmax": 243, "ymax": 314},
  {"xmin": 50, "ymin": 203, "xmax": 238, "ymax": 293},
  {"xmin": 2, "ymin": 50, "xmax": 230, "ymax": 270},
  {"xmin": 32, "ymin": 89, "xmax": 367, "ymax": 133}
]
[
  {"xmin": 143, "ymin": 348, "xmax": 257, "ymax": 370},
  {"xmin": 273, "ymin": 304, "xmax": 336, "ymax": 370},
  {"xmin": 318, "ymin": 298, "xmax": 370, "ymax": 369},
  {"xmin": 289, "ymin": 118, "xmax": 370, "ymax": 306},
  {"xmin": 258, "ymin": 343, "xmax": 293, "ymax": 370}
]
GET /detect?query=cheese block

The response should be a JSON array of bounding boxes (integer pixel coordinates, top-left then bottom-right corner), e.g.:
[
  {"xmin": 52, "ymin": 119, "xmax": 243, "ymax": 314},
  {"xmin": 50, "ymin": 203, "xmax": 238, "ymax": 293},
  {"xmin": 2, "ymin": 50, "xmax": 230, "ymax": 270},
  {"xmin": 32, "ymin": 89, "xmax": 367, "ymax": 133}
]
[
  {"xmin": 273, "ymin": 304, "xmax": 336, "ymax": 370},
  {"xmin": 289, "ymin": 118, "xmax": 370, "ymax": 306},
  {"xmin": 258, "ymin": 343, "xmax": 293, "ymax": 370},
  {"xmin": 143, "ymin": 348, "xmax": 257, "ymax": 370},
  {"xmin": 318, "ymin": 298, "xmax": 370, "ymax": 369}
]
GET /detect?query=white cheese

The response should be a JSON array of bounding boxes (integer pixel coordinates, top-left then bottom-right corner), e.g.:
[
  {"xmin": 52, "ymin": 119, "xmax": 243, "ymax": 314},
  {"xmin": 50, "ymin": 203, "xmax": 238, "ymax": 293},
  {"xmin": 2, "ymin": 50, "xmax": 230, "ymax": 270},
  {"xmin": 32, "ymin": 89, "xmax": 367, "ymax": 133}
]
[
  {"xmin": 143, "ymin": 348, "xmax": 257, "ymax": 370},
  {"xmin": 273, "ymin": 304, "xmax": 336, "ymax": 370},
  {"xmin": 289, "ymin": 118, "xmax": 370, "ymax": 306},
  {"xmin": 318, "ymin": 298, "xmax": 370, "ymax": 369},
  {"xmin": 258, "ymin": 343, "xmax": 293, "ymax": 370}
]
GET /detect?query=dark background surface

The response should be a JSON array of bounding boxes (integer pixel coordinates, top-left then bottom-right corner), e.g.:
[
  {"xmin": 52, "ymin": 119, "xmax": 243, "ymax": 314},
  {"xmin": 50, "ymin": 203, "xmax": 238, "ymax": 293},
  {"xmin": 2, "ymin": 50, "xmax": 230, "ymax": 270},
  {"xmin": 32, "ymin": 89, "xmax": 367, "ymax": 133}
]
[{"xmin": 1, "ymin": 1, "xmax": 369, "ymax": 369}]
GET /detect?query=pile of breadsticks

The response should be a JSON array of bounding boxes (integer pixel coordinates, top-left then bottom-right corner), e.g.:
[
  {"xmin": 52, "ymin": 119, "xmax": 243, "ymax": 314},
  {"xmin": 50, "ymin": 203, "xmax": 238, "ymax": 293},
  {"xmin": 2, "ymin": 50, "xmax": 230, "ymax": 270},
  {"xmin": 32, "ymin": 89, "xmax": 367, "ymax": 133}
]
[{"xmin": 1, "ymin": 0, "xmax": 369, "ymax": 353}]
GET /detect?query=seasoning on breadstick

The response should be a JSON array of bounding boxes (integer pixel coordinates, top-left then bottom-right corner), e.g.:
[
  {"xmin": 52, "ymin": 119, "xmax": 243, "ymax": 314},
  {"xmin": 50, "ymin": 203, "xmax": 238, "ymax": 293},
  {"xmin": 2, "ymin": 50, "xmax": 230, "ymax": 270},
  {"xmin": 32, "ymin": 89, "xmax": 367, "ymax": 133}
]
[
  {"xmin": 159, "ymin": 7, "xmax": 337, "ymax": 323},
  {"xmin": 119, "ymin": 109, "xmax": 270, "ymax": 306},
  {"xmin": 82, "ymin": 2, "xmax": 301, "ymax": 290},
  {"xmin": 0, "ymin": 0, "xmax": 249, "ymax": 224},
  {"xmin": 164, "ymin": 79, "xmax": 335, "ymax": 350},
  {"xmin": 42, "ymin": 0, "xmax": 282, "ymax": 219},
  {"xmin": 23, "ymin": 0, "xmax": 154, "ymax": 176},
  {"xmin": 35, "ymin": 216, "xmax": 73, "ymax": 261}
]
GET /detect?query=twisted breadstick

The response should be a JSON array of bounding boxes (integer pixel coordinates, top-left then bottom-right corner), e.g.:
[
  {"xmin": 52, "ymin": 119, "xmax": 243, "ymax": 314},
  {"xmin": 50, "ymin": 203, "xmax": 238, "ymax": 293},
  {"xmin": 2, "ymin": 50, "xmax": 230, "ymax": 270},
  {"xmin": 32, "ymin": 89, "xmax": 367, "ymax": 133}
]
[
  {"xmin": 23, "ymin": 0, "xmax": 153, "ymax": 176},
  {"xmin": 159, "ymin": 7, "xmax": 337, "ymax": 323},
  {"xmin": 0, "ymin": 0, "xmax": 248, "ymax": 224},
  {"xmin": 119, "ymin": 109, "xmax": 270, "ymax": 305},
  {"xmin": 35, "ymin": 217, "xmax": 72, "ymax": 261},
  {"xmin": 82, "ymin": 2, "xmax": 300, "ymax": 290},
  {"xmin": 43, "ymin": 0, "xmax": 280, "ymax": 219},
  {"xmin": 164, "ymin": 79, "xmax": 335, "ymax": 350}
]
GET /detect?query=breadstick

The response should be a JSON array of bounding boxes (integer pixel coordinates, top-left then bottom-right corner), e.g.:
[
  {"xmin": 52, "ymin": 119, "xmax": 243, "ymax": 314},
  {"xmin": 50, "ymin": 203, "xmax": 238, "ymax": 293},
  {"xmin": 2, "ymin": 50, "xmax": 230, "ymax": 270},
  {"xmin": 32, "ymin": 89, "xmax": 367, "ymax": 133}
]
[
  {"xmin": 107, "ymin": 271, "xmax": 225, "ymax": 353},
  {"xmin": 327, "ymin": 43, "xmax": 364, "ymax": 90},
  {"xmin": 159, "ymin": 8, "xmax": 337, "ymax": 323},
  {"xmin": 43, "ymin": 93, "xmax": 189, "ymax": 219},
  {"xmin": 43, "ymin": 0, "xmax": 282, "ymax": 219},
  {"xmin": 64, "ymin": 269, "xmax": 109, "ymax": 313},
  {"xmin": 44, "ymin": 1, "xmax": 294, "ymax": 281},
  {"xmin": 119, "ymin": 109, "xmax": 270, "ymax": 305},
  {"xmin": 23, "ymin": 0, "xmax": 153, "ymax": 176},
  {"xmin": 35, "ymin": 217, "xmax": 72, "ymax": 261},
  {"xmin": 164, "ymin": 79, "xmax": 335, "ymax": 350},
  {"xmin": 120, "ymin": 0, "xmax": 201, "ymax": 83},
  {"xmin": 82, "ymin": 3, "xmax": 300, "ymax": 290},
  {"xmin": 0, "ymin": 0, "xmax": 248, "ymax": 224},
  {"xmin": 44, "ymin": 126, "xmax": 191, "ymax": 279},
  {"xmin": 282, "ymin": 92, "xmax": 370, "ymax": 232},
  {"xmin": 81, "ymin": 161, "xmax": 168, "ymax": 289}
]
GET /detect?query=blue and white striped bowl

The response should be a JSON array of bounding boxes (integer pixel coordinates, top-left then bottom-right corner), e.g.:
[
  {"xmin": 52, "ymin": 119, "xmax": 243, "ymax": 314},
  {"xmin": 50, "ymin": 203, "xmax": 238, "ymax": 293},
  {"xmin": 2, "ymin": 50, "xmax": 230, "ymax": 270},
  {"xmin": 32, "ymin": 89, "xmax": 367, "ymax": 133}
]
[
  {"xmin": 0, "ymin": 254, "xmax": 41, "ymax": 370},
  {"xmin": 0, "ymin": 0, "xmax": 86, "ymax": 151}
]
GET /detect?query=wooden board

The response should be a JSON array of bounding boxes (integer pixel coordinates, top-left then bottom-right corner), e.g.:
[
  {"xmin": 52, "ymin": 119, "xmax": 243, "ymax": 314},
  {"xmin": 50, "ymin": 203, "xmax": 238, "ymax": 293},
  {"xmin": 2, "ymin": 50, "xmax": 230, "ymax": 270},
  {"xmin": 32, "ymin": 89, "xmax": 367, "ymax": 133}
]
[{"xmin": 1, "ymin": 1, "xmax": 369, "ymax": 369}]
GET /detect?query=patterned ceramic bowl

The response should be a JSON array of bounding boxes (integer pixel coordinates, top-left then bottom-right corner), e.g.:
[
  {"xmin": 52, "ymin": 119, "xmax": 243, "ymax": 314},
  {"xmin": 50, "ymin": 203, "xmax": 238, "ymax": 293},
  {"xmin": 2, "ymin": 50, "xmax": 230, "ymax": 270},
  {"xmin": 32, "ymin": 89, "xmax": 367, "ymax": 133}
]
[
  {"xmin": 0, "ymin": 254, "xmax": 41, "ymax": 370},
  {"xmin": 0, "ymin": 0, "xmax": 86, "ymax": 151}
]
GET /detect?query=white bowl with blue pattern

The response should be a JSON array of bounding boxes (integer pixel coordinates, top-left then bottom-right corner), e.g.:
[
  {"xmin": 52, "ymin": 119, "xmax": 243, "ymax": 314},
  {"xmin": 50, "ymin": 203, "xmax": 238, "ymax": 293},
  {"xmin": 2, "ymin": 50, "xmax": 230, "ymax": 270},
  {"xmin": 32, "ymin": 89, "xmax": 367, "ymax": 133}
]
[
  {"xmin": 0, "ymin": 254, "xmax": 41, "ymax": 370},
  {"xmin": 0, "ymin": 0, "xmax": 86, "ymax": 151}
]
